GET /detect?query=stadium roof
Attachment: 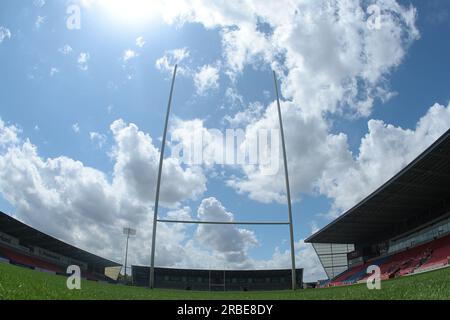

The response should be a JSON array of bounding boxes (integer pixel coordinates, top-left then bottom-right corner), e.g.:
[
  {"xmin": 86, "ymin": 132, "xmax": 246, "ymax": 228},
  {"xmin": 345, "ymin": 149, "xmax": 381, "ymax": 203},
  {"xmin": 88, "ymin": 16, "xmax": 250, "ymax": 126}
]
[
  {"xmin": 0, "ymin": 211, "xmax": 120, "ymax": 268},
  {"xmin": 306, "ymin": 128, "xmax": 450, "ymax": 245}
]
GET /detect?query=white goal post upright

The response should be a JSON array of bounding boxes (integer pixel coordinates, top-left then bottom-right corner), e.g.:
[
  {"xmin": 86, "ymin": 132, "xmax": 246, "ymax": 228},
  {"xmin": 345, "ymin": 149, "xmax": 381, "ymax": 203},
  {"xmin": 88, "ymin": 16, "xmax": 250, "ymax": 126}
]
[
  {"xmin": 149, "ymin": 67, "xmax": 298, "ymax": 290},
  {"xmin": 273, "ymin": 71, "xmax": 297, "ymax": 290},
  {"xmin": 149, "ymin": 65, "xmax": 178, "ymax": 289}
]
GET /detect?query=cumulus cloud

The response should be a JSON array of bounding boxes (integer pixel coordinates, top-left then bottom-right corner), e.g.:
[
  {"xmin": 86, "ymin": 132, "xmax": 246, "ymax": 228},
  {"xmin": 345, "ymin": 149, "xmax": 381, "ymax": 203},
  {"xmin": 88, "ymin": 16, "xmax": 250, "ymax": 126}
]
[
  {"xmin": 194, "ymin": 197, "xmax": 258, "ymax": 266},
  {"xmin": 0, "ymin": 118, "xmax": 206, "ymax": 265},
  {"xmin": 155, "ymin": 47, "xmax": 190, "ymax": 75},
  {"xmin": 136, "ymin": 36, "xmax": 145, "ymax": 48},
  {"xmin": 0, "ymin": 119, "xmax": 322, "ymax": 276},
  {"xmin": 317, "ymin": 102, "xmax": 450, "ymax": 217},
  {"xmin": 89, "ymin": 132, "xmax": 107, "ymax": 149},
  {"xmin": 147, "ymin": 0, "xmax": 422, "ymax": 207},
  {"xmin": 58, "ymin": 44, "xmax": 73, "ymax": 55},
  {"xmin": 153, "ymin": 0, "xmax": 422, "ymax": 209},
  {"xmin": 170, "ymin": 117, "xmax": 233, "ymax": 169},
  {"xmin": 256, "ymin": 239, "xmax": 326, "ymax": 282},
  {"xmin": 35, "ymin": 16, "xmax": 46, "ymax": 29},
  {"xmin": 33, "ymin": 0, "xmax": 46, "ymax": 7},
  {"xmin": 122, "ymin": 49, "xmax": 138, "ymax": 62},
  {"xmin": 224, "ymin": 101, "xmax": 264, "ymax": 127},
  {"xmin": 194, "ymin": 64, "xmax": 220, "ymax": 95},
  {"xmin": 227, "ymin": 100, "xmax": 351, "ymax": 203},
  {"xmin": 227, "ymin": 100, "xmax": 450, "ymax": 216},
  {"xmin": 147, "ymin": 0, "xmax": 418, "ymax": 116},
  {"xmin": 0, "ymin": 26, "xmax": 11, "ymax": 43},
  {"xmin": 0, "ymin": 0, "xmax": 443, "ymax": 281},
  {"xmin": 225, "ymin": 87, "xmax": 245, "ymax": 109},
  {"xmin": 49, "ymin": 67, "xmax": 59, "ymax": 77},
  {"xmin": 0, "ymin": 118, "xmax": 20, "ymax": 146},
  {"xmin": 72, "ymin": 123, "xmax": 80, "ymax": 133},
  {"xmin": 77, "ymin": 52, "xmax": 90, "ymax": 71},
  {"xmin": 110, "ymin": 119, "xmax": 206, "ymax": 207}
]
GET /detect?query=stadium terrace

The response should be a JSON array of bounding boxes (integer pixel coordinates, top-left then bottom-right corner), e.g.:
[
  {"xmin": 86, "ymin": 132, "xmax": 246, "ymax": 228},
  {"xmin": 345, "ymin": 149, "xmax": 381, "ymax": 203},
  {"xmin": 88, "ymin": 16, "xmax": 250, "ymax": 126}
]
[{"xmin": 306, "ymin": 128, "xmax": 450, "ymax": 287}]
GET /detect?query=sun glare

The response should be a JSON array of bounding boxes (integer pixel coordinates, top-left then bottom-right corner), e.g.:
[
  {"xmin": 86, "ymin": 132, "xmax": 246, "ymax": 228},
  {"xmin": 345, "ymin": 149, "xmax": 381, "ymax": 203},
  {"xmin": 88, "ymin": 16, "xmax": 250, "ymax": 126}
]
[{"xmin": 98, "ymin": 0, "xmax": 161, "ymax": 24}]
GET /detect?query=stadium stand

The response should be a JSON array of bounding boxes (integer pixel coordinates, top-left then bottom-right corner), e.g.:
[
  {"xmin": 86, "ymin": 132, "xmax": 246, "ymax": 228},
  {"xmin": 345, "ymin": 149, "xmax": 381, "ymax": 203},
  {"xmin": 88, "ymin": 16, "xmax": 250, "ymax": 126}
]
[
  {"xmin": 307, "ymin": 128, "xmax": 450, "ymax": 287},
  {"xmin": 0, "ymin": 211, "xmax": 120, "ymax": 282},
  {"xmin": 0, "ymin": 245, "xmax": 62, "ymax": 273},
  {"xmin": 327, "ymin": 233, "xmax": 450, "ymax": 286},
  {"xmin": 0, "ymin": 247, "xmax": 8, "ymax": 264},
  {"xmin": 416, "ymin": 235, "xmax": 450, "ymax": 271},
  {"xmin": 132, "ymin": 266, "xmax": 304, "ymax": 291}
]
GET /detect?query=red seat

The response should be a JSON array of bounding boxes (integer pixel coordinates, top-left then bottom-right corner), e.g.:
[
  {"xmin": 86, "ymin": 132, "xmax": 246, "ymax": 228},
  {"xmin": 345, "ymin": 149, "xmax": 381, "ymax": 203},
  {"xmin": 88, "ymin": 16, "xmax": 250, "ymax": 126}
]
[
  {"xmin": 329, "ymin": 233, "xmax": 450, "ymax": 286},
  {"xmin": 0, "ymin": 245, "xmax": 62, "ymax": 273}
]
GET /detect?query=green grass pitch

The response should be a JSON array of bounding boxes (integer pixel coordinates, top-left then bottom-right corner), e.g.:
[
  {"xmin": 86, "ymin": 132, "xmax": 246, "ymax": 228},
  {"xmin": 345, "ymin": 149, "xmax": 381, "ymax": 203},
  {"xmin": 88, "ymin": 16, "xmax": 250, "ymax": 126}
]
[{"xmin": 0, "ymin": 262, "xmax": 449, "ymax": 300}]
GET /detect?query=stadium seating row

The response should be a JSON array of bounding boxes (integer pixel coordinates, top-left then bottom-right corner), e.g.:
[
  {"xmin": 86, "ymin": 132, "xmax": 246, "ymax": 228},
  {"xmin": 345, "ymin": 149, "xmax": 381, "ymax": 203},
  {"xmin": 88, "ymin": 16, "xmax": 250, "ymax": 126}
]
[
  {"xmin": 328, "ymin": 233, "xmax": 450, "ymax": 286},
  {"xmin": 0, "ymin": 245, "xmax": 62, "ymax": 273},
  {"xmin": 0, "ymin": 244, "xmax": 109, "ymax": 281}
]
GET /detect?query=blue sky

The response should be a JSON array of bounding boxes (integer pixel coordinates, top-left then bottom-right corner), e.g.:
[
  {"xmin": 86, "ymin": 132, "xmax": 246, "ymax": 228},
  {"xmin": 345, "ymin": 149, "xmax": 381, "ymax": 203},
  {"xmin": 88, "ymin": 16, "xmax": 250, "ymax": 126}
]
[{"xmin": 0, "ymin": 0, "xmax": 450, "ymax": 281}]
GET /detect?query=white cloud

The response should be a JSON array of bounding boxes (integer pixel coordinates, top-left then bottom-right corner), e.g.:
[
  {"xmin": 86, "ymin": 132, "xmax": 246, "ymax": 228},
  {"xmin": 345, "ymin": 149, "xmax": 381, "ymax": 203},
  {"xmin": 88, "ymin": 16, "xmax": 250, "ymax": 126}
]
[
  {"xmin": 89, "ymin": 132, "xmax": 107, "ymax": 149},
  {"xmin": 72, "ymin": 123, "xmax": 80, "ymax": 133},
  {"xmin": 77, "ymin": 0, "xmax": 418, "ymax": 115},
  {"xmin": 110, "ymin": 119, "xmax": 206, "ymax": 207},
  {"xmin": 0, "ymin": 1, "xmax": 442, "ymax": 281},
  {"xmin": 255, "ymin": 239, "xmax": 326, "ymax": 282},
  {"xmin": 194, "ymin": 197, "xmax": 258, "ymax": 266},
  {"xmin": 155, "ymin": 47, "xmax": 190, "ymax": 75},
  {"xmin": 77, "ymin": 52, "xmax": 90, "ymax": 71},
  {"xmin": 224, "ymin": 101, "xmax": 263, "ymax": 127},
  {"xmin": 33, "ymin": 0, "xmax": 46, "ymax": 7},
  {"xmin": 151, "ymin": 0, "xmax": 422, "ymax": 211},
  {"xmin": 0, "ymin": 118, "xmax": 207, "ymax": 267},
  {"xmin": 0, "ymin": 117, "xmax": 325, "ymax": 278},
  {"xmin": 149, "ymin": 0, "xmax": 419, "ymax": 117},
  {"xmin": 170, "ymin": 118, "xmax": 228, "ymax": 169},
  {"xmin": 194, "ymin": 64, "xmax": 220, "ymax": 95},
  {"xmin": 221, "ymin": 23, "xmax": 275, "ymax": 79},
  {"xmin": 0, "ymin": 118, "xmax": 20, "ymax": 146},
  {"xmin": 317, "ymin": 102, "xmax": 450, "ymax": 217},
  {"xmin": 0, "ymin": 26, "xmax": 11, "ymax": 43},
  {"xmin": 226, "ymin": 101, "xmax": 450, "ymax": 217},
  {"xmin": 49, "ymin": 67, "xmax": 59, "ymax": 77},
  {"xmin": 136, "ymin": 36, "xmax": 145, "ymax": 48},
  {"xmin": 122, "ymin": 49, "xmax": 138, "ymax": 62},
  {"xmin": 226, "ymin": 100, "xmax": 351, "ymax": 203},
  {"xmin": 35, "ymin": 16, "xmax": 46, "ymax": 29},
  {"xmin": 58, "ymin": 44, "xmax": 73, "ymax": 55},
  {"xmin": 225, "ymin": 87, "xmax": 244, "ymax": 109}
]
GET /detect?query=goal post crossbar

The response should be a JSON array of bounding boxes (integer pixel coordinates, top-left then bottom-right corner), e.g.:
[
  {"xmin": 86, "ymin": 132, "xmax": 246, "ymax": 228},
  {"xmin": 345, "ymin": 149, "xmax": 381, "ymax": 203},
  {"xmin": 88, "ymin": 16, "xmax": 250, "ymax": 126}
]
[{"xmin": 157, "ymin": 219, "xmax": 290, "ymax": 225}]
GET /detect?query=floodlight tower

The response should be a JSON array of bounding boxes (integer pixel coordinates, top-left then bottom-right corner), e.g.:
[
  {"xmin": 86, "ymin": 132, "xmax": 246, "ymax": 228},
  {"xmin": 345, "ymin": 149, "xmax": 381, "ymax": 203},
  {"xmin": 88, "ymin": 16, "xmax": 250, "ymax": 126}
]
[{"xmin": 123, "ymin": 227, "xmax": 136, "ymax": 283}]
